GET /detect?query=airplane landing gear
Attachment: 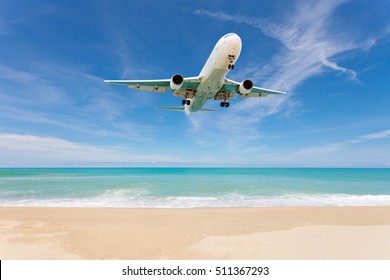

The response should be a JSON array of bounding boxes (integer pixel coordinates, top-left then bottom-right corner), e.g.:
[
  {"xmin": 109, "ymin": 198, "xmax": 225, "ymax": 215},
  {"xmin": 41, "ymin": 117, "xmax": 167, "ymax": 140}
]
[
  {"xmin": 228, "ymin": 55, "xmax": 235, "ymax": 70},
  {"xmin": 182, "ymin": 100, "xmax": 190, "ymax": 105},
  {"xmin": 220, "ymin": 101, "xmax": 230, "ymax": 108}
]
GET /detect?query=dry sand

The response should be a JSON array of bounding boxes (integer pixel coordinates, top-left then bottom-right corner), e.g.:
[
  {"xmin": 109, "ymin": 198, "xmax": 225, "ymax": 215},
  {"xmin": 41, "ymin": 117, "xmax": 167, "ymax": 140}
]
[{"xmin": 0, "ymin": 206, "xmax": 389, "ymax": 259}]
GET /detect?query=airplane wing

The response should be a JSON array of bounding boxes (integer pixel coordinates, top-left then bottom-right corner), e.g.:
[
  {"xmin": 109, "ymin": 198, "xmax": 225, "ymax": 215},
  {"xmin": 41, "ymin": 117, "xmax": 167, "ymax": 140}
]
[
  {"xmin": 104, "ymin": 76, "xmax": 201, "ymax": 95},
  {"xmin": 221, "ymin": 78, "xmax": 286, "ymax": 98}
]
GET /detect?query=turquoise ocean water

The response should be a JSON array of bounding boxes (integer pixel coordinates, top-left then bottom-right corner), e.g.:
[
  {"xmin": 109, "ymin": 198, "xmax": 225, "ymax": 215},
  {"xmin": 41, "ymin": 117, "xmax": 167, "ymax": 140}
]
[{"xmin": 1, "ymin": 168, "xmax": 390, "ymax": 208}]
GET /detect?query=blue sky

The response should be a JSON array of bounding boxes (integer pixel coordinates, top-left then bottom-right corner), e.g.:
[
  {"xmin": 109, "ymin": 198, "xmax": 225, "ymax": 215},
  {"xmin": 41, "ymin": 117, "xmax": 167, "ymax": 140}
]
[{"xmin": 0, "ymin": 0, "xmax": 389, "ymax": 167}]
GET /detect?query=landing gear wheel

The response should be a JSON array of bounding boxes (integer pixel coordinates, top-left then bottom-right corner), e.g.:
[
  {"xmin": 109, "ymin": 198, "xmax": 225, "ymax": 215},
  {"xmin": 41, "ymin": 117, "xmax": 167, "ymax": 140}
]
[
  {"xmin": 220, "ymin": 101, "xmax": 230, "ymax": 108},
  {"xmin": 228, "ymin": 64, "xmax": 235, "ymax": 70},
  {"xmin": 181, "ymin": 100, "xmax": 186, "ymax": 105},
  {"xmin": 186, "ymin": 100, "xmax": 191, "ymax": 105}
]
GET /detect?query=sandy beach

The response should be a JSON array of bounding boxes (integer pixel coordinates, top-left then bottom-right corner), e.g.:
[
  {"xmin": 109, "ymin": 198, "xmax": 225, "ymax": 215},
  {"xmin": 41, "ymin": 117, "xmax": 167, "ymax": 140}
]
[{"xmin": 1, "ymin": 206, "xmax": 390, "ymax": 259}]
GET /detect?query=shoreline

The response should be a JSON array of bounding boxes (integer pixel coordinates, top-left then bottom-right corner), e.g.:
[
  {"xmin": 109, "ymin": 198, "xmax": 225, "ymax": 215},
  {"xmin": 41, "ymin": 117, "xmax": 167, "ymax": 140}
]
[{"xmin": 1, "ymin": 206, "xmax": 390, "ymax": 259}]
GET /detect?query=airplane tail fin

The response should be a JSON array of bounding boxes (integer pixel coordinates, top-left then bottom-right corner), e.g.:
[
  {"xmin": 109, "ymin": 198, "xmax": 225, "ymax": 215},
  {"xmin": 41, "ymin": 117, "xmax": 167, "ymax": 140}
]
[{"xmin": 156, "ymin": 106, "xmax": 217, "ymax": 112}]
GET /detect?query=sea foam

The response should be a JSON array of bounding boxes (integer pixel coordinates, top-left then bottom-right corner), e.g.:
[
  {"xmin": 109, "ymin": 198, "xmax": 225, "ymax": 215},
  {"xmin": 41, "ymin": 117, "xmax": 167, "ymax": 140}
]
[{"xmin": 1, "ymin": 190, "xmax": 390, "ymax": 208}]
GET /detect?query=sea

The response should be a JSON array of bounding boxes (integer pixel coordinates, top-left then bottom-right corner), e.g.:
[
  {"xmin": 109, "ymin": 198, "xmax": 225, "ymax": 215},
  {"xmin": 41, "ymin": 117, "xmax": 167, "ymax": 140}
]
[{"xmin": 0, "ymin": 168, "xmax": 390, "ymax": 208}]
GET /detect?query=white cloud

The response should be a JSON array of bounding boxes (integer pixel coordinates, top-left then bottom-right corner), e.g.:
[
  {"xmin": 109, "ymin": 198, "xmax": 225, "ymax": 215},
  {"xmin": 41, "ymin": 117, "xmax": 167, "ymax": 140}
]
[
  {"xmin": 186, "ymin": 112, "xmax": 390, "ymax": 165},
  {"xmin": 195, "ymin": 0, "xmax": 361, "ymax": 92},
  {"xmin": 187, "ymin": 0, "xmax": 377, "ymax": 156},
  {"xmin": 0, "ymin": 62, "xmax": 157, "ymax": 142},
  {"xmin": 0, "ymin": 65, "xmax": 38, "ymax": 82},
  {"xmin": 359, "ymin": 130, "xmax": 390, "ymax": 141},
  {"xmin": 281, "ymin": 143, "xmax": 345, "ymax": 161},
  {"xmin": 262, "ymin": 128, "xmax": 390, "ymax": 165},
  {"xmin": 192, "ymin": 0, "xmax": 374, "ymax": 121},
  {"xmin": 0, "ymin": 63, "xmax": 72, "ymax": 107},
  {"xmin": 0, "ymin": 133, "xmax": 181, "ymax": 166},
  {"xmin": 98, "ymin": 4, "xmax": 156, "ymax": 79}
]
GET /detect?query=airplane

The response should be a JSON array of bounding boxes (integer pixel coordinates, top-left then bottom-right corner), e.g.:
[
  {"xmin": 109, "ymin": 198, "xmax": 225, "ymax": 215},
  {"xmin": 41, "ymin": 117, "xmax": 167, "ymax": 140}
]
[{"xmin": 104, "ymin": 33, "xmax": 286, "ymax": 115}]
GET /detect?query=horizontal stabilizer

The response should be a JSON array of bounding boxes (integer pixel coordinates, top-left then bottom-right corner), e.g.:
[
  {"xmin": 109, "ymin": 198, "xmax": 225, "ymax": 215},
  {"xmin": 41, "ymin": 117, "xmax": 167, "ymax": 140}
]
[
  {"xmin": 156, "ymin": 106, "xmax": 185, "ymax": 111},
  {"xmin": 156, "ymin": 106, "xmax": 217, "ymax": 112}
]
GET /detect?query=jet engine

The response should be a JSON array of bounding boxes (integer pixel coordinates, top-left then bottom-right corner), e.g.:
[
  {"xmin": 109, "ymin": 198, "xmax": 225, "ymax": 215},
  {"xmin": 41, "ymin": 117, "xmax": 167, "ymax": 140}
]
[
  {"xmin": 170, "ymin": 74, "xmax": 184, "ymax": 90},
  {"xmin": 239, "ymin": 79, "xmax": 253, "ymax": 94}
]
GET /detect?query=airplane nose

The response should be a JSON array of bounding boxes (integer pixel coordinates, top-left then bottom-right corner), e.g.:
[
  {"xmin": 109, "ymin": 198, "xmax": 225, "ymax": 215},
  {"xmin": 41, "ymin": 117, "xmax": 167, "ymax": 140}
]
[{"xmin": 229, "ymin": 33, "xmax": 242, "ymax": 48}]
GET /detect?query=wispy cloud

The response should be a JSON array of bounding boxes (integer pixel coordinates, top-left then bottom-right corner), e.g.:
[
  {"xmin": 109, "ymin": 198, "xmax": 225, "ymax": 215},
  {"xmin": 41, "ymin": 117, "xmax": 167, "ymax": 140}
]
[
  {"xmin": 188, "ymin": 0, "xmax": 376, "ymax": 155},
  {"xmin": 359, "ymin": 130, "xmax": 390, "ymax": 141},
  {"xmin": 0, "ymin": 62, "xmax": 155, "ymax": 142},
  {"xmin": 98, "ymin": 3, "xmax": 154, "ymax": 79},
  {"xmin": 0, "ymin": 133, "xmax": 182, "ymax": 166},
  {"xmin": 0, "ymin": 65, "xmax": 38, "ymax": 82},
  {"xmin": 0, "ymin": 63, "xmax": 71, "ymax": 106},
  {"xmin": 266, "ymin": 128, "xmax": 390, "ymax": 165},
  {"xmin": 194, "ymin": 0, "xmax": 362, "ymax": 92}
]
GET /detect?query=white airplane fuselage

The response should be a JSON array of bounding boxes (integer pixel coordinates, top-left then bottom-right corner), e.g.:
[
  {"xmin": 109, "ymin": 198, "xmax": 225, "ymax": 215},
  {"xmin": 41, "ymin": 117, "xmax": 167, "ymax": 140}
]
[
  {"xmin": 185, "ymin": 33, "xmax": 242, "ymax": 115},
  {"xmin": 104, "ymin": 33, "xmax": 285, "ymax": 113}
]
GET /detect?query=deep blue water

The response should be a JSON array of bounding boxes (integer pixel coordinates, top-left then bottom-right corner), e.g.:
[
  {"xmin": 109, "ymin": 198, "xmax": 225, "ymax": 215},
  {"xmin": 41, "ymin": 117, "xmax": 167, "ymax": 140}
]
[{"xmin": 0, "ymin": 168, "xmax": 389, "ymax": 207}]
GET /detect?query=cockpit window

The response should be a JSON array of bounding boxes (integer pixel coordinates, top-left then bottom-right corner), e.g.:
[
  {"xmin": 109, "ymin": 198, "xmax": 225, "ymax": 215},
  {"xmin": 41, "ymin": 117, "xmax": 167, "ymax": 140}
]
[{"xmin": 223, "ymin": 33, "xmax": 234, "ymax": 38}]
